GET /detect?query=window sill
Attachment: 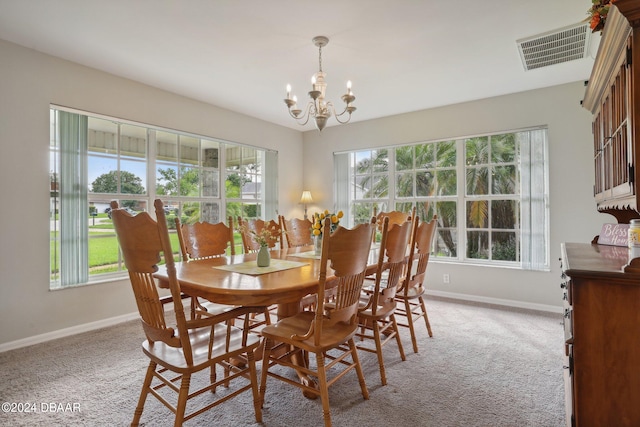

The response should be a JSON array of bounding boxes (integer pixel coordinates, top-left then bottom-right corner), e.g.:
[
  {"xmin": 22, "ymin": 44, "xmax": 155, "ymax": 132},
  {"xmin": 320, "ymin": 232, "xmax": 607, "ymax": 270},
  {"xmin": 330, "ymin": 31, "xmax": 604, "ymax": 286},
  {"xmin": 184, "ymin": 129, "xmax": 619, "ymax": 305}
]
[
  {"xmin": 432, "ymin": 257, "xmax": 550, "ymax": 272},
  {"xmin": 49, "ymin": 273, "xmax": 129, "ymax": 291}
]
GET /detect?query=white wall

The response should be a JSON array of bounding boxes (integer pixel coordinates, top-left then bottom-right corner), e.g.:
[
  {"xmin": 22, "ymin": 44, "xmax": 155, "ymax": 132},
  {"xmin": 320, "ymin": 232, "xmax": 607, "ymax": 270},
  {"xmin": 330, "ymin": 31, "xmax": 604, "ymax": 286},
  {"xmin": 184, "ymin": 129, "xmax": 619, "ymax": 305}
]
[
  {"xmin": 0, "ymin": 39, "xmax": 304, "ymax": 346},
  {"xmin": 302, "ymin": 81, "xmax": 603, "ymax": 310}
]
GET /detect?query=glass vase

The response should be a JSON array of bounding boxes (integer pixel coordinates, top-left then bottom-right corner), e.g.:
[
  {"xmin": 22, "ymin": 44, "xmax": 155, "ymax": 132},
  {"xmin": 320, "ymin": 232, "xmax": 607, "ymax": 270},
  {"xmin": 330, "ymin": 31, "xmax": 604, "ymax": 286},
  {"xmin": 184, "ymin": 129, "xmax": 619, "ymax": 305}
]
[
  {"xmin": 257, "ymin": 246, "xmax": 270, "ymax": 267},
  {"xmin": 314, "ymin": 234, "xmax": 322, "ymax": 256}
]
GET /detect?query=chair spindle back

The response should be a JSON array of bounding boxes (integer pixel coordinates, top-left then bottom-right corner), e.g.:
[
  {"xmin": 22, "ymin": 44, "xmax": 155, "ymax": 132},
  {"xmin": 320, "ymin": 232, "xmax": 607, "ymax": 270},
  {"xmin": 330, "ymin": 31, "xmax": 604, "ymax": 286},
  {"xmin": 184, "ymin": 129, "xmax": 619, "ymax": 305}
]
[
  {"xmin": 175, "ymin": 216, "xmax": 236, "ymax": 260},
  {"xmin": 311, "ymin": 217, "xmax": 375, "ymax": 345}
]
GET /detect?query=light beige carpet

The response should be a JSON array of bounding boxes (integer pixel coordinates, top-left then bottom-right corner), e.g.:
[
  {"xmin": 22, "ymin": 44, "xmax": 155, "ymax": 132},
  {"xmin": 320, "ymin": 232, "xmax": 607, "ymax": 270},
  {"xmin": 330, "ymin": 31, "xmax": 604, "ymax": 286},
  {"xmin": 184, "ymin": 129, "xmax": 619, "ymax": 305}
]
[{"xmin": 0, "ymin": 296, "xmax": 565, "ymax": 426}]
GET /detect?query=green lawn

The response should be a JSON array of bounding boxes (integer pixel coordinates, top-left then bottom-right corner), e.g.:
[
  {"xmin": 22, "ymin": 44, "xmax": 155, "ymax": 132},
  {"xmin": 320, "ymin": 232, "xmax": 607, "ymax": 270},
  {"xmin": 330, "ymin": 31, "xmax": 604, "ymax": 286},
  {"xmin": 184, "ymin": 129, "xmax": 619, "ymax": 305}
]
[{"xmin": 51, "ymin": 219, "xmax": 244, "ymax": 276}]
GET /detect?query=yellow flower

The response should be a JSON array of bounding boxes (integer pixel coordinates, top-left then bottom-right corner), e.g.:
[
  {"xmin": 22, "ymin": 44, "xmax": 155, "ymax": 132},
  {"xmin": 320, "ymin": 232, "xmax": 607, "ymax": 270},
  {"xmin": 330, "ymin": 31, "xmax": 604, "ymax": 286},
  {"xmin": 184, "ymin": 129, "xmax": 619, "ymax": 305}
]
[{"xmin": 312, "ymin": 209, "xmax": 342, "ymax": 236}]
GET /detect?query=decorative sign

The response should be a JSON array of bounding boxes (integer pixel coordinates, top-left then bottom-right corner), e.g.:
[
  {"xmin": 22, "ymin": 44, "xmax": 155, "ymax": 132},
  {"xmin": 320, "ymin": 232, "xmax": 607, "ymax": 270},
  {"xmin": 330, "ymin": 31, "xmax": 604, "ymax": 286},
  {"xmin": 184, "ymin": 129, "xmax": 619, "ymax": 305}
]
[{"xmin": 598, "ymin": 223, "xmax": 629, "ymax": 247}]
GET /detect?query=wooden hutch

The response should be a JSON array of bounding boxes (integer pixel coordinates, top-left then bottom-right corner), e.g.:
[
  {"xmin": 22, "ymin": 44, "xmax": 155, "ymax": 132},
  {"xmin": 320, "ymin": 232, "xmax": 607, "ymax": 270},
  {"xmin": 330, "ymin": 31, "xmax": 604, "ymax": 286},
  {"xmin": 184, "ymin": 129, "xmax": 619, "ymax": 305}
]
[
  {"xmin": 583, "ymin": 0, "xmax": 640, "ymax": 223},
  {"xmin": 562, "ymin": 1, "xmax": 640, "ymax": 426}
]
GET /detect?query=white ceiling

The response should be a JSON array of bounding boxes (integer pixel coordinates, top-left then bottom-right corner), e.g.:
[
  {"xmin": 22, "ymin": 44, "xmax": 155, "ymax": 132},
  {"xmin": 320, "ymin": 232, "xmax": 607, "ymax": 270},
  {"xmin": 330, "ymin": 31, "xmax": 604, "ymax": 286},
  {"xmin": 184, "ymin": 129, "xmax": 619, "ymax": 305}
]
[{"xmin": 0, "ymin": 0, "xmax": 599, "ymax": 131}]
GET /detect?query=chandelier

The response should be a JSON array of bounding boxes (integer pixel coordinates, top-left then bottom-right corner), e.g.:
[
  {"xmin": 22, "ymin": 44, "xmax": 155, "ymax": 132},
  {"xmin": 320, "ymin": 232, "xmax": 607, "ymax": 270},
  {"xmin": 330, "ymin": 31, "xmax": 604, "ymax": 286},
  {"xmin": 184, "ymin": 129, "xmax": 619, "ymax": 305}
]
[{"xmin": 284, "ymin": 36, "xmax": 356, "ymax": 131}]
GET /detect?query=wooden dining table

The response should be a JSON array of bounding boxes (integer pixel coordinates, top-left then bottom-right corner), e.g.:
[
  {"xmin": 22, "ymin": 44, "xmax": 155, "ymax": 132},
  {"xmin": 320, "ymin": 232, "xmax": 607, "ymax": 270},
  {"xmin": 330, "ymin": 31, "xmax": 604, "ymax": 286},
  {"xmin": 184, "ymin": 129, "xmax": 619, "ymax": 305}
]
[
  {"xmin": 154, "ymin": 245, "xmax": 328, "ymax": 319},
  {"xmin": 154, "ymin": 244, "xmax": 380, "ymax": 317}
]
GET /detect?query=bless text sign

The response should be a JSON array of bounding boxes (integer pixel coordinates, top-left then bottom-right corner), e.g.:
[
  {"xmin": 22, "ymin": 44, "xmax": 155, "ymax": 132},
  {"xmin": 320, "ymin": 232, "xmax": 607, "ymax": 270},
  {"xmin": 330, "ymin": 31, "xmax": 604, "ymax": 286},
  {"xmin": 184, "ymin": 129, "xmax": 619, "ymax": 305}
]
[{"xmin": 598, "ymin": 223, "xmax": 629, "ymax": 247}]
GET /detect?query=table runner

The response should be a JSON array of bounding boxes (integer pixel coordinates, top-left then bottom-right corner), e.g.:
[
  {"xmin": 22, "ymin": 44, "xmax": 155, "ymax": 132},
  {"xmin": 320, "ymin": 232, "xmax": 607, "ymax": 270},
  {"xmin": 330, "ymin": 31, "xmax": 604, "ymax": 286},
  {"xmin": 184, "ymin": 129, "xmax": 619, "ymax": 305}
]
[{"xmin": 213, "ymin": 259, "xmax": 307, "ymax": 275}]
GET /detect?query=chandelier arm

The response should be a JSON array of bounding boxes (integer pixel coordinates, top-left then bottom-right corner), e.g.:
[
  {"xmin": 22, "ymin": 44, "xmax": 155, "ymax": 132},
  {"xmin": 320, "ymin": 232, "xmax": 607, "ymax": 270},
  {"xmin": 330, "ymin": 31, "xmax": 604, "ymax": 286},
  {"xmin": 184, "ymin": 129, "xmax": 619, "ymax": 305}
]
[
  {"xmin": 333, "ymin": 110, "xmax": 354, "ymax": 124},
  {"xmin": 326, "ymin": 102, "xmax": 354, "ymax": 124},
  {"xmin": 288, "ymin": 102, "xmax": 315, "ymax": 126}
]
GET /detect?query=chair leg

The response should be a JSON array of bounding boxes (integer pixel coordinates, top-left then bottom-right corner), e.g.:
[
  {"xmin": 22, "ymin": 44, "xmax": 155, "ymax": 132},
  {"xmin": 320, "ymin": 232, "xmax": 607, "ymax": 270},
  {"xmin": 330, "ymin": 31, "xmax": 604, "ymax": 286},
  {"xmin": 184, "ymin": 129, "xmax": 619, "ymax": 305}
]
[
  {"xmin": 210, "ymin": 364, "xmax": 218, "ymax": 393},
  {"xmin": 263, "ymin": 306, "xmax": 272, "ymax": 325},
  {"xmin": 246, "ymin": 349, "xmax": 263, "ymax": 423},
  {"xmin": 315, "ymin": 351, "xmax": 332, "ymax": 427},
  {"xmin": 259, "ymin": 338, "xmax": 273, "ymax": 408},
  {"xmin": 223, "ymin": 360, "xmax": 231, "ymax": 388},
  {"xmin": 401, "ymin": 299, "xmax": 418, "ymax": 353},
  {"xmin": 131, "ymin": 361, "xmax": 155, "ymax": 427},
  {"xmin": 174, "ymin": 374, "xmax": 191, "ymax": 427},
  {"xmin": 348, "ymin": 338, "xmax": 369, "ymax": 400},
  {"xmin": 372, "ymin": 320, "xmax": 387, "ymax": 386},
  {"xmin": 390, "ymin": 314, "xmax": 406, "ymax": 361},
  {"xmin": 302, "ymin": 348, "xmax": 310, "ymax": 372},
  {"xmin": 419, "ymin": 296, "xmax": 433, "ymax": 337}
]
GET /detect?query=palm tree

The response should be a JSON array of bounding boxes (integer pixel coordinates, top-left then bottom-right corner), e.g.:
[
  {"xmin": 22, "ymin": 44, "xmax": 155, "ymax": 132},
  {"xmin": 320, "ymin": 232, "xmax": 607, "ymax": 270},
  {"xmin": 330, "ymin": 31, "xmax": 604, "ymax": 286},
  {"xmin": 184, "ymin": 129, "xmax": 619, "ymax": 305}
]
[
  {"xmin": 465, "ymin": 134, "xmax": 518, "ymax": 260},
  {"xmin": 356, "ymin": 149, "xmax": 389, "ymax": 200},
  {"xmin": 355, "ymin": 142, "xmax": 459, "ymax": 256},
  {"xmin": 354, "ymin": 135, "xmax": 518, "ymax": 260}
]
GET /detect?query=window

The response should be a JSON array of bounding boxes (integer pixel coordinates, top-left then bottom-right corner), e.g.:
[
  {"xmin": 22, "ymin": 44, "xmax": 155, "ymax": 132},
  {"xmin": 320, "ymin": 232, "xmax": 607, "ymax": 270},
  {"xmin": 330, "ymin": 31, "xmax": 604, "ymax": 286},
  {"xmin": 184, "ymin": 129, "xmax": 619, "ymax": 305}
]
[
  {"xmin": 336, "ymin": 128, "xmax": 548, "ymax": 270},
  {"xmin": 350, "ymin": 149, "xmax": 390, "ymax": 224},
  {"xmin": 49, "ymin": 107, "xmax": 277, "ymax": 289}
]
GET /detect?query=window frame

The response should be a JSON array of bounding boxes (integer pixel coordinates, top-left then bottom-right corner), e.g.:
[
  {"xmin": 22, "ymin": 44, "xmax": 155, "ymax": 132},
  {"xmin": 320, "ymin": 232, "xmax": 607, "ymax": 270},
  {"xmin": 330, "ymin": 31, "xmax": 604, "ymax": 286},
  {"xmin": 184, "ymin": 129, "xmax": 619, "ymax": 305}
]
[
  {"xmin": 49, "ymin": 106, "xmax": 276, "ymax": 289},
  {"xmin": 338, "ymin": 127, "xmax": 549, "ymax": 270}
]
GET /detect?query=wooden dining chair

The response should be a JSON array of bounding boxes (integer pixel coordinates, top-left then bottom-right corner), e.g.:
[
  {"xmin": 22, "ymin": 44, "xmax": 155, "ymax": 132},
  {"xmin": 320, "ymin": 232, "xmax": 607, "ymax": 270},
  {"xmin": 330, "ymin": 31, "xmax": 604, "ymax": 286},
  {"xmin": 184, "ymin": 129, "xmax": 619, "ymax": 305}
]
[
  {"xmin": 175, "ymin": 216, "xmax": 237, "ymax": 260},
  {"xmin": 356, "ymin": 216, "xmax": 412, "ymax": 385},
  {"xmin": 236, "ymin": 217, "xmax": 282, "ymax": 318},
  {"xmin": 111, "ymin": 199, "xmax": 262, "ymax": 426},
  {"xmin": 374, "ymin": 209, "xmax": 412, "ymax": 242},
  {"xmin": 363, "ymin": 207, "xmax": 414, "ymax": 284},
  {"xmin": 395, "ymin": 214, "xmax": 437, "ymax": 353},
  {"xmin": 278, "ymin": 214, "xmax": 318, "ymax": 310},
  {"xmin": 237, "ymin": 217, "xmax": 283, "ymax": 253},
  {"xmin": 259, "ymin": 217, "xmax": 375, "ymax": 427},
  {"xmin": 279, "ymin": 215, "xmax": 313, "ymax": 248},
  {"xmin": 174, "ymin": 216, "xmax": 271, "ymax": 330}
]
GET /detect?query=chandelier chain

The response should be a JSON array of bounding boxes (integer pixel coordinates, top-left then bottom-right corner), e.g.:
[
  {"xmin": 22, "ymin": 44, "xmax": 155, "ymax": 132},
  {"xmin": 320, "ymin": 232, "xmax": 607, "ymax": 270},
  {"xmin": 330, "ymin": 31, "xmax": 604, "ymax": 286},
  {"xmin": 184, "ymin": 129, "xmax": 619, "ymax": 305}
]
[{"xmin": 318, "ymin": 44, "xmax": 323, "ymax": 72}]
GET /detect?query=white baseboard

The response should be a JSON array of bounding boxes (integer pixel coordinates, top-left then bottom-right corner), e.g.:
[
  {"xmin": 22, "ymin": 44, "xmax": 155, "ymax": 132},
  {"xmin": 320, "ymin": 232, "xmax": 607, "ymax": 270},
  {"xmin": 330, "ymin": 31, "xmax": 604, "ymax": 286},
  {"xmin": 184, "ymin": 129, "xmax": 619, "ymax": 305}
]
[
  {"xmin": 0, "ymin": 312, "xmax": 139, "ymax": 353},
  {"xmin": 426, "ymin": 290, "xmax": 563, "ymax": 314},
  {"xmin": 0, "ymin": 299, "xmax": 192, "ymax": 353}
]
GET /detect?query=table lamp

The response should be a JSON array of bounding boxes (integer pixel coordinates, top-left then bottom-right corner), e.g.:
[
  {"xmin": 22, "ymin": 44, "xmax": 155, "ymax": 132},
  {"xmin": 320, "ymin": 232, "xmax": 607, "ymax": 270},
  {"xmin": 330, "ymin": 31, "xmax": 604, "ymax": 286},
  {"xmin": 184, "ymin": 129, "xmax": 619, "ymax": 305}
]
[{"xmin": 300, "ymin": 191, "xmax": 313, "ymax": 220}]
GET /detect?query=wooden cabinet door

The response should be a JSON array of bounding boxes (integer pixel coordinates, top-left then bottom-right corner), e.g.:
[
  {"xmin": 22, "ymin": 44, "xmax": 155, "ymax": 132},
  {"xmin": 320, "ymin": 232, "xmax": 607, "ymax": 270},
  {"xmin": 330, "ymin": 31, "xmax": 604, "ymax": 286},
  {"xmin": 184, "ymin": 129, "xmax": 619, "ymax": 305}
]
[
  {"xmin": 593, "ymin": 37, "xmax": 632, "ymax": 204},
  {"xmin": 571, "ymin": 277, "xmax": 640, "ymax": 426}
]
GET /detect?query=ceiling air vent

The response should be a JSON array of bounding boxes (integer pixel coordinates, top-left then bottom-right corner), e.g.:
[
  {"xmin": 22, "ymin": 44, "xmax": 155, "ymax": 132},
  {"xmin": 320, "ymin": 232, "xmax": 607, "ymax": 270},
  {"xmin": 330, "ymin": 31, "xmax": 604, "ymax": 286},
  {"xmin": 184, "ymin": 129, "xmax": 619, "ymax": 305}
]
[{"xmin": 517, "ymin": 22, "xmax": 591, "ymax": 71}]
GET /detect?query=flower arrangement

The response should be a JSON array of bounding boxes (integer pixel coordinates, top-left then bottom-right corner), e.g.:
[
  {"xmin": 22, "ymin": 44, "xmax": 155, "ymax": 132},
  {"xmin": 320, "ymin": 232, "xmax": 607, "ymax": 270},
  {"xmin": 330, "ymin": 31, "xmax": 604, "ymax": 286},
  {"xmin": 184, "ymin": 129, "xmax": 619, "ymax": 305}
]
[
  {"xmin": 312, "ymin": 210, "xmax": 344, "ymax": 237},
  {"xmin": 588, "ymin": 0, "xmax": 617, "ymax": 33},
  {"xmin": 239, "ymin": 223, "xmax": 279, "ymax": 247}
]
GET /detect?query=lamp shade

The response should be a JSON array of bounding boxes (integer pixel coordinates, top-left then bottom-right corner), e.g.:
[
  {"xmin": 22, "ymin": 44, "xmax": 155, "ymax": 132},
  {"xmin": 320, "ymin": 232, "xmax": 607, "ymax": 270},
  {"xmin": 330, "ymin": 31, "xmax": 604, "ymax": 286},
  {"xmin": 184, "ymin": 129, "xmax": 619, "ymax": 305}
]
[{"xmin": 300, "ymin": 191, "xmax": 313, "ymax": 204}]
